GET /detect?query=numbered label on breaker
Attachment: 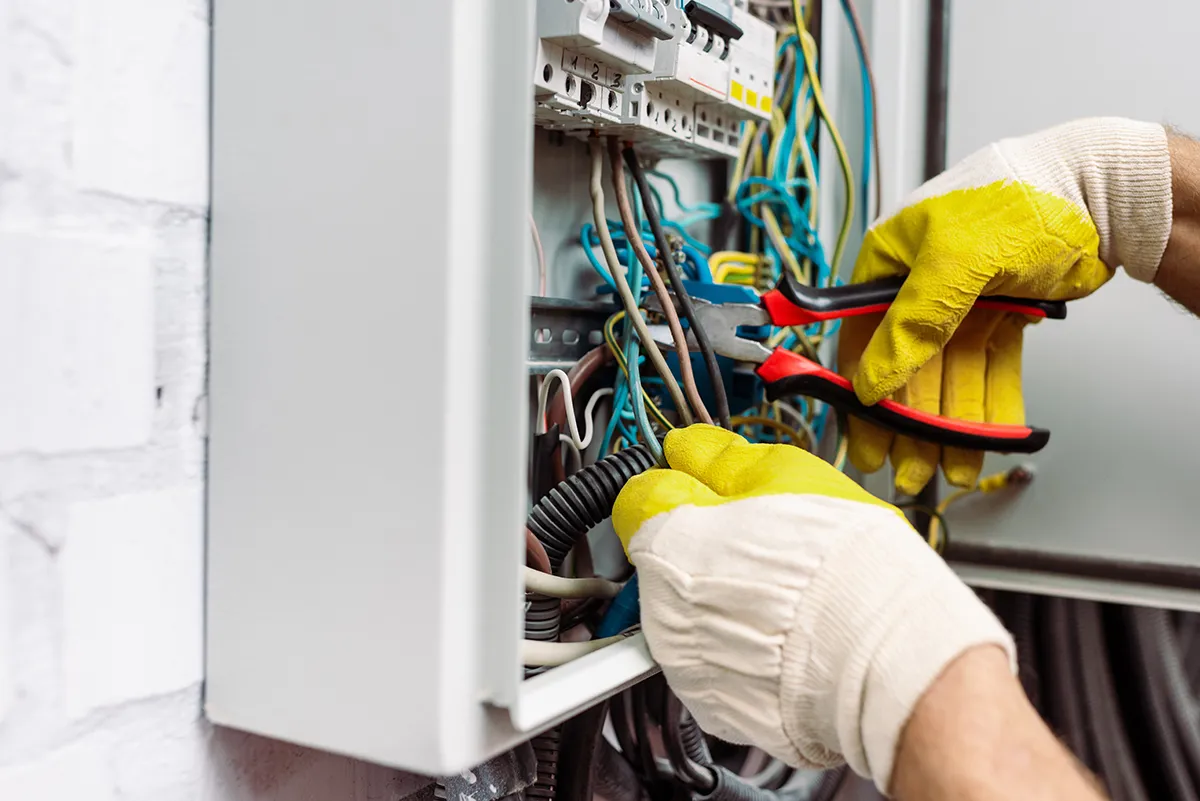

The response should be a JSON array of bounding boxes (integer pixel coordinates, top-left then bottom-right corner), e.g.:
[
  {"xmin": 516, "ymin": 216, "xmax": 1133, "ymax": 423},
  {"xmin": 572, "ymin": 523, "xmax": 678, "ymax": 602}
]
[{"xmin": 561, "ymin": 50, "xmax": 623, "ymax": 90}]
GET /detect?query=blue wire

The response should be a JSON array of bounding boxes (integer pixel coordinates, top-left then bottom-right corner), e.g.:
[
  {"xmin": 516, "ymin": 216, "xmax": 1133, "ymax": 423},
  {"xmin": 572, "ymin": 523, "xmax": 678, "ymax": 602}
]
[
  {"xmin": 647, "ymin": 169, "xmax": 723, "ymax": 218},
  {"xmin": 682, "ymin": 245, "xmax": 712, "ymax": 282},
  {"xmin": 616, "ymin": 213, "xmax": 663, "ymax": 463},
  {"xmin": 599, "ymin": 380, "xmax": 628, "ymax": 456},
  {"xmin": 583, "ymin": 222, "xmax": 713, "ymax": 295},
  {"xmin": 840, "ymin": 0, "xmax": 873, "ymax": 233}
]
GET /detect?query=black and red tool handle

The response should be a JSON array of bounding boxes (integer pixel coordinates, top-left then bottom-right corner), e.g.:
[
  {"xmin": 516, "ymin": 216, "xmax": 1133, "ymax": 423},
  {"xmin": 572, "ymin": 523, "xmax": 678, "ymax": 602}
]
[
  {"xmin": 757, "ymin": 348, "xmax": 1050, "ymax": 453},
  {"xmin": 761, "ymin": 273, "xmax": 1069, "ymax": 327}
]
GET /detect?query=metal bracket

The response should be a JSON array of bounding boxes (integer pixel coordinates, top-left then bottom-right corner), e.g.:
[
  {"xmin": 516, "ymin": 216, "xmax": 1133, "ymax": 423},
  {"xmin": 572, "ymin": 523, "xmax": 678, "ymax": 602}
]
[{"xmin": 528, "ymin": 298, "xmax": 616, "ymax": 374}]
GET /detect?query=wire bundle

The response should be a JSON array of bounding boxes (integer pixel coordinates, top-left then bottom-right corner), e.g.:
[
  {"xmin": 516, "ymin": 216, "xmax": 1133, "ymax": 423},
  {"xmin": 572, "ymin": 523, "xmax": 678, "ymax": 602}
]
[
  {"xmin": 989, "ymin": 593, "xmax": 1200, "ymax": 801},
  {"xmin": 515, "ymin": 6, "xmax": 885, "ymax": 801},
  {"xmin": 579, "ymin": 0, "xmax": 883, "ymax": 459}
]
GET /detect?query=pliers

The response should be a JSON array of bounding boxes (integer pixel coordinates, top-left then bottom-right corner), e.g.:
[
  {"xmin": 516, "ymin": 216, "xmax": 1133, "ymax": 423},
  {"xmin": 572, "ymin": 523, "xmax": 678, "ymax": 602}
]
[{"xmin": 667, "ymin": 273, "xmax": 1067, "ymax": 453}]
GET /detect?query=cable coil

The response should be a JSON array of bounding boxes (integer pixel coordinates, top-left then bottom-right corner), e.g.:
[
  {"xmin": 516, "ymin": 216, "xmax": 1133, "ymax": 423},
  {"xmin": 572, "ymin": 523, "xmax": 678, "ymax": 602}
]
[{"xmin": 528, "ymin": 445, "xmax": 656, "ymax": 571}]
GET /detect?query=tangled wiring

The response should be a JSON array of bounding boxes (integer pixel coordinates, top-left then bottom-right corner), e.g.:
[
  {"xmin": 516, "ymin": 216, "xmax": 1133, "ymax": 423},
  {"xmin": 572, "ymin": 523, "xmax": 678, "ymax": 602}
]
[{"xmin": 500, "ymin": 3, "xmax": 884, "ymax": 800}]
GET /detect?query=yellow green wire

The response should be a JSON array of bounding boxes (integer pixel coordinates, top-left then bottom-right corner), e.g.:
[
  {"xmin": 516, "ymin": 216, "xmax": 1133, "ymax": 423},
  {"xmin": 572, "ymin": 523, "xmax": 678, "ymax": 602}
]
[
  {"xmin": 791, "ymin": 2, "xmax": 855, "ymax": 276},
  {"xmin": 732, "ymin": 415, "xmax": 811, "ymax": 449},
  {"xmin": 604, "ymin": 311, "xmax": 676, "ymax": 432},
  {"xmin": 729, "ymin": 121, "xmax": 758, "ymax": 202}
]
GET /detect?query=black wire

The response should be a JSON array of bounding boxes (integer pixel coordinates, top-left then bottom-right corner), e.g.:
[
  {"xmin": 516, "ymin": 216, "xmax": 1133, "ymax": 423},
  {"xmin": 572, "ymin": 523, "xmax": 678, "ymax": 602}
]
[
  {"xmin": 662, "ymin": 691, "xmax": 715, "ymax": 791},
  {"xmin": 556, "ymin": 699, "xmax": 609, "ymax": 801},
  {"xmin": 893, "ymin": 502, "xmax": 949, "ymax": 547},
  {"xmin": 1004, "ymin": 592, "xmax": 1042, "ymax": 715},
  {"xmin": 1145, "ymin": 607, "xmax": 1200, "ymax": 787},
  {"xmin": 1074, "ymin": 600, "xmax": 1149, "ymax": 801},
  {"xmin": 1126, "ymin": 605, "xmax": 1200, "ymax": 801},
  {"xmin": 624, "ymin": 146, "xmax": 732, "ymax": 429},
  {"xmin": 610, "ymin": 690, "xmax": 644, "ymax": 776},
  {"xmin": 1041, "ymin": 597, "xmax": 1091, "ymax": 768},
  {"xmin": 630, "ymin": 683, "xmax": 658, "ymax": 782}
]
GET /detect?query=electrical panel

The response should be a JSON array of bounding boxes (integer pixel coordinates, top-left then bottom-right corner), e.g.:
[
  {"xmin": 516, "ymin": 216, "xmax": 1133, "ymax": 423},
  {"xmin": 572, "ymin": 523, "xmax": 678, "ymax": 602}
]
[
  {"xmin": 206, "ymin": 0, "xmax": 784, "ymax": 776},
  {"xmin": 205, "ymin": 0, "xmax": 1200, "ymax": 787}
]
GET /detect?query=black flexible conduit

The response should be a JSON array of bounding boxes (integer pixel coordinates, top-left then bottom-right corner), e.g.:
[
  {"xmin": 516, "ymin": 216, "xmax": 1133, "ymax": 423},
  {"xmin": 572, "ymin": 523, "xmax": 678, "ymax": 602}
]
[
  {"xmin": 1075, "ymin": 601, "xmax": 1148, "ymax": 801},
  {"xmin": 528, "ymin": 445, "xmax": 656, "ymax": 572},
  {"xmin": 524, "ymin": 445, "xmax": 657, "ymax": 801},
  {"xmin": 663, "ymin": 691, "xmax": 716, "ymax": 792},
  {"xmin": 1145, "ymin": 608, "xmax": 1200, "ymax": 787},
  {"xmin": 807, "ymin": 767, "xmax": 847, "ymax": 801},
  {"xmin": 997, "ymin": 592, "xmax": 1042, "ymax": 714},
  {"xmin": 679, "ymin": 714, "xmax": 713, "ymax": 767},
  {"xmin": 1042, "ymin": 598, "xmax": 1091, "ymax": 766},
  {"xmin": 1184, "ymin": 616, "xmax": 1200, "ymax": 693},
  {"xmin": 1127, "ymin": 606, "xmax": 1200, "ymax": 801},
  {"xmin": 694, "ymin": 768, "xmax": 793, "ymax": 801},
  {"xmin": 526, "ymin": 728, "xmax": 561, "ymax": 801}
]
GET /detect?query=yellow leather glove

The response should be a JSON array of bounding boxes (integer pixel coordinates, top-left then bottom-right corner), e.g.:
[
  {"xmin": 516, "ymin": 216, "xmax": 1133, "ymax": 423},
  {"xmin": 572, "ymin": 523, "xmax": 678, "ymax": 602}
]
[
  {"xmin": 612, "ymin": 425, "xmax": 1015, "ymax": 792},
  {"xmin": 837, "ymin": 118, "xmax": 1173, "ymax": 494}
]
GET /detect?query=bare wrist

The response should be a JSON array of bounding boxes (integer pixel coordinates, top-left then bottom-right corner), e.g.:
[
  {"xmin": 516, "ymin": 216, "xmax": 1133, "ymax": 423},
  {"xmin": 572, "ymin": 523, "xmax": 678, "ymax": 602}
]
[
  {"xmin": 891, "ymin": 644, "xmax": 1103, "ymax": 801},
  {"xmin": 1156, "ymin": 134, "xmax": 1200, "ymax": 309}
]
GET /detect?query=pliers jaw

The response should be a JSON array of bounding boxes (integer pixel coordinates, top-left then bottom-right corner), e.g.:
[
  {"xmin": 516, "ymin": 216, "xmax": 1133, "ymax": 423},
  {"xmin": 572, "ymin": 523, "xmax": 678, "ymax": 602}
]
[
  {"xmin": 641, "ymin": 288, "xmax": 1053, "ymax": 454},
  {"xmin": 643, "ymin": 295, "xmax": 774, "ymax": 364}
]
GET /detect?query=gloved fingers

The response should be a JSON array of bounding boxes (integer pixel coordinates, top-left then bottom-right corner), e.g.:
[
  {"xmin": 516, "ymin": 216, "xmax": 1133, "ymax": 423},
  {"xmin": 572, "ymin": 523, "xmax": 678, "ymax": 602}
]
[
  {"xmin": 847, "ymin": 417, "xmax": 893, "ymax": 476},
  {"xmin": 658, "ymin": 424, "xmax": 896, "ymax": 514},
  {"xmin": 839, "ymin": 311, "xmax": 894, "ymax": 475},
  {"xmin": 852, "ymin": 252, "xmax": 993, "ymax": 406},
  {"xmin": 889, "ymin": 350, "xmax": 944, "ymax": 496},
  {"xmin": 663, "ymin": 424, "xmax": 745, "ymax": 473},
  {"xmin": 660, "ymin": 424, "xmax": 785, "ymax": 498},
  {"xmin": 940, "ymin": 309, "xmax": 1006, "ymax": 488},
  {"xmin": 985, "ymin": 315, "xmax": 1027, "ymax": 426},
  {"xmin": 612, "ymin": 465, "xmax": 720, "ymax": 553}
]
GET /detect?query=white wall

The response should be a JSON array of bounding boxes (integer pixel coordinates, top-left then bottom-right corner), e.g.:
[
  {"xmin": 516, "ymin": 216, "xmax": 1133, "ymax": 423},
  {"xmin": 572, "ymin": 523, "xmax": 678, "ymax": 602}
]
[{"xmin": 0, "ymin": 0, "xmax": 429, "ymax": 796}]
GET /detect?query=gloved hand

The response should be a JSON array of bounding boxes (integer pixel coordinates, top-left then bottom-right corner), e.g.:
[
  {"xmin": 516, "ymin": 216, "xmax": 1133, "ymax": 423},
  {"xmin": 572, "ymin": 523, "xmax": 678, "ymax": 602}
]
[
  {"xmin": 837, "ymin": 117, "xmax": 1173, "ymax": 494},
  {"xmin": 612, "ymin": 425, "xmax": 1015, "ymax": 793}
]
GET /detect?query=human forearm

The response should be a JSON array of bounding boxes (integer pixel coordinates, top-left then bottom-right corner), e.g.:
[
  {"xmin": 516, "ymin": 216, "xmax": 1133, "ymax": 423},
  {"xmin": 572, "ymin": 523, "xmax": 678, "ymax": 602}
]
[
  {"xmin": 890, "ymin": 645, "xmax": 1104, "ymax": 801},
  {"xmin": 1154, "ymin": 134, "xmax": 1200, "ymax": 313}
]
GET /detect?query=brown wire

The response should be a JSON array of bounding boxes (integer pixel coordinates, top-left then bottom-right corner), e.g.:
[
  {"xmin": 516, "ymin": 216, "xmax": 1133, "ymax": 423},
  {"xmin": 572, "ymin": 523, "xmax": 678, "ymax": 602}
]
[
  {"xmin": 526, "ymin": 527, "xmax": 553, "ymax": 574},
  {"xmin": 841, "ymin": 0, "xmax": 883, "ymax": 216},
  {"xmin": 606, "ymin": 137, "xmax": 713, "ymax": 426}
]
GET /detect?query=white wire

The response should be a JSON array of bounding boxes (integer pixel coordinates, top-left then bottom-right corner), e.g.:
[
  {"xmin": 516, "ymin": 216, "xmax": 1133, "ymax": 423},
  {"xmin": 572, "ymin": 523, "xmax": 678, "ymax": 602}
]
[
  {"xmin": 521, "ymin": 634, "xmax": 634, "ymax": 667},
  {"xmin": 537, "ymin": 371, "xmax": 613, "ymax": 451},
  {"xmin": 578, "ymin": 387, "xmax": 613, "ymax": 449},
  {"xmin": 523, "ymin": 566, "xmax": 624, "ymax": 599},
  {"xmin": 558, "ymin": 436, "xmax": 583, "ymax": 473},
  {"xmin": 530, "ymin": 213, "xmax": 547, "ymax": 296},
  {"xmin": 537, "ymin": 369, "xmax": 578, "ymax": 440}
]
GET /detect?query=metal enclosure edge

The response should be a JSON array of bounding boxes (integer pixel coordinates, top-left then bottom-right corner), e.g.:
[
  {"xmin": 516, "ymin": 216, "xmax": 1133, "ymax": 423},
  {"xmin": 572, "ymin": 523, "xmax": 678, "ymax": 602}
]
[{"xmin": 206, "ymin": 0, "xmax": 534, "ymax": 773}]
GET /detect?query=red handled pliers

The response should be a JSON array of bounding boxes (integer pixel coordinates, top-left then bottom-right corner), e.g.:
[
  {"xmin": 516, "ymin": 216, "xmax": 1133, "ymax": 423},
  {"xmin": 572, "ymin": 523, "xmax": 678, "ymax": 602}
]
[{"xmin": 679, "ymin": 274, "xmax": 1067, "ymax": 453}]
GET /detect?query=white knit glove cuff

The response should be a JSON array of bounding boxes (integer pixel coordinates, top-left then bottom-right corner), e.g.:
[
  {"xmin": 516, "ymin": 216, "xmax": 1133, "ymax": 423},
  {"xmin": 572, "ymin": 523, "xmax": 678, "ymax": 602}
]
[
  {"xmin": 998, "ymin": 117, "xmax": 1172, "ymax": 282},
  {"xmin": 780, "ymin": 524, "xmax": 1017, "ymax": 793}
]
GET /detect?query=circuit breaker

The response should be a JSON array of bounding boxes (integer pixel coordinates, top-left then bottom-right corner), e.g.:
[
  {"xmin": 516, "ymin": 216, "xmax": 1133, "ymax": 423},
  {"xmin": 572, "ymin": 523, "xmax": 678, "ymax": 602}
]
[{"xmin": 533, "ymin": 0, "xmax": 774, "ymax": 157}]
